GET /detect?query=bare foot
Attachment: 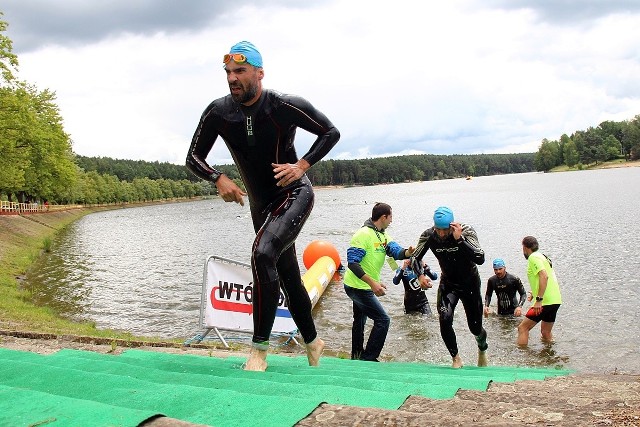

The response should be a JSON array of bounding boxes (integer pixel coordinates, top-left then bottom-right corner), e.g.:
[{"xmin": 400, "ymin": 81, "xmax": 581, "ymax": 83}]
[
  {"xmin": 478, "ymin": 350, "xmax": 488, "ymax": 367},
  {"xmin": 243, "ymin": 348, "xmax": 268, "ymax": 372},
  {"xmin": 452, "ymin": 354, "xmax": 463, "ymax": 369},
  {"xmin": 305, "ymin": 337, "xmax": 325, "ymax": 367}
]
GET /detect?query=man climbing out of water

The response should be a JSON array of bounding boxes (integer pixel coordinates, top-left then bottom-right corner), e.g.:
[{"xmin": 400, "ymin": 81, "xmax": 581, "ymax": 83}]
[
  {"xmin": 517, "ymin": 236, "xmax": 562, "ymax": 346},
  {"xmin": 186, "ymin": 41, "xmax": 340, "ymax": 371},
  {"xmin": 410, "ymin": 206, "xmax": 488, "ymax": 368},
  {"xmin": 484, "ymin": 258, "xmax": 526, "ymax": 317}
]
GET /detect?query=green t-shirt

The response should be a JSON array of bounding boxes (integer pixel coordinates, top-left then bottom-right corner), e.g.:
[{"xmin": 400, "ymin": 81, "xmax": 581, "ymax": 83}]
[
  {"xmin": 526, "ymin": 251, "xmax": 562, "ymax": 305},
  {"xmin": 344, "ymin": 226, "xmax": 390, "ymax": 290}
]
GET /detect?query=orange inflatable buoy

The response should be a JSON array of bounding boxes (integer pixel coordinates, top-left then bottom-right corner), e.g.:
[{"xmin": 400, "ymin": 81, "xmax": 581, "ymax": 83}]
[{"xmin": 303, "ymin": 240, "xmax": 341, "ymax": 270}]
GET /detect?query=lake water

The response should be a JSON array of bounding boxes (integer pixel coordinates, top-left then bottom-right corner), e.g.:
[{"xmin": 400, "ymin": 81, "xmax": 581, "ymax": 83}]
[{"xmin": 26, "ymin": 167, "xmax": 640, "ymax": 373}]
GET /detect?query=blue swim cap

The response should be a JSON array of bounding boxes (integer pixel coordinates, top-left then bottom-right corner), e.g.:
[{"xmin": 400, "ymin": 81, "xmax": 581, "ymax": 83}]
[
  {"xmin": 433, "ymin": 206, "xmax": 454, "ymax": 229},
  {"xmin": 493, "ymin": 258, "xmax": 506, "ymax": 268},
  {"xmin": 228, "ymin": 41, "xmax": 263, "ymax": 68}
]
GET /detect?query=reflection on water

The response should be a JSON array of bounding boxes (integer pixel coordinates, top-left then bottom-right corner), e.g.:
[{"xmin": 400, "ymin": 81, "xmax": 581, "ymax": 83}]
[
  {"xmin": 25, "ymin": 250, "xmax": 92, "ymax": 319},
  {"xmin": 26, "ymin": 168, "xmax": 640, "ymax": 373}
]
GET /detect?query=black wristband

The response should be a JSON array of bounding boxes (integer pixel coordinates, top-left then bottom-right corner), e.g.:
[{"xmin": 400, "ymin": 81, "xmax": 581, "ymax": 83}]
[
  {"xmin": 211, "ymin": 172, "xmax": 222, "ymax": 183},
  {"xmin": 535, "ymin": 296, "xmax": 543, "ymax": 301}
]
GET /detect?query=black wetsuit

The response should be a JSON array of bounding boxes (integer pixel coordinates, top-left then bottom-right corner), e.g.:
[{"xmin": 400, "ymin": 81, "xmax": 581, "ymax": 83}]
[
  {"xmin": 186, "ymin": 89, "xmax": 340, "ymax": 347},
  {"xmin": 485, "ymin": 272, "xmax": 526, "ymax": 315},
  {"xmin": 392, "ymin": 264, "xmax": 437, "ymax": 314},
  {"xmin": 411, "ymin": 225, "xmax": 487, "ymax": 358}
]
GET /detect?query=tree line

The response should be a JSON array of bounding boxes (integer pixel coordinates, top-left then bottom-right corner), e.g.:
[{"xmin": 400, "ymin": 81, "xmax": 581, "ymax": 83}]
[
  {"xmin": 77, "ymin": 153, "xmax": 534, "ymax": 186},
  {"xmin": 304, "ymin": 153, "xmax": 535, "ymax": 186},
  {"xmin": 534, "ymin": 116, "xmax": 640, "ymax": 171}
]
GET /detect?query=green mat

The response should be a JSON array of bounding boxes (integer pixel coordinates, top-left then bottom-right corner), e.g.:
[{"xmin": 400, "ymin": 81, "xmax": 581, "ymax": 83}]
[{"xmin": 0, "ymin": 348, "xmax": 571, "ymax": 427}]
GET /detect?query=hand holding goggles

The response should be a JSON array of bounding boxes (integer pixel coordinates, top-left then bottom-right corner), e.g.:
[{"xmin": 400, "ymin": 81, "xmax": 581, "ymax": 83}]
[{"xmin": 223, "ymin": 53, "xmax": 247, "ymax": 64}]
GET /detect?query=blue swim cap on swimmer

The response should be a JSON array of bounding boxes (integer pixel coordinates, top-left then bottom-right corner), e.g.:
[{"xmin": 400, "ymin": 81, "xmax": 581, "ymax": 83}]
[
  {"xmin": 229, "ymin": 41, "xmax": 263, "ymax": 67},
  {"xmin": 493, "ymin": 258, "xmax": 506, "ymax": 268},
  {"xmin": 433, "ymin": 206, "xmax": 454, "ymax": 229}
]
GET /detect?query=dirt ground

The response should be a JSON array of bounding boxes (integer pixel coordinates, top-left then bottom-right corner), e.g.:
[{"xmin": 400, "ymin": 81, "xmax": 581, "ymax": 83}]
[{"xmin": 2, "ymin": 331, "xmax": 639, "ymax": 426}]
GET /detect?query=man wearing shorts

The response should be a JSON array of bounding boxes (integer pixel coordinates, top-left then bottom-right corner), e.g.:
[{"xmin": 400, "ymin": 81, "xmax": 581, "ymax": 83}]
[{"xmin": 517, "ymin": 236, "xmax": 562, "ymax": 346}]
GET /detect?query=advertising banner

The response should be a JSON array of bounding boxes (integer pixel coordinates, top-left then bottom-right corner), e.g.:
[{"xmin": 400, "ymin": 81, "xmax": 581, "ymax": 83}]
[{"xmin": 202, "ymin": 256, "xmax": 298, "ymax": 333}]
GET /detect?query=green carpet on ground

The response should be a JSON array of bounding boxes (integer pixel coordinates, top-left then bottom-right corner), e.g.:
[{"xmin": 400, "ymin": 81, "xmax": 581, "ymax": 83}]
[{"xmin": 0, "ymin": 347, "xmax": 572, "ymax": 427}]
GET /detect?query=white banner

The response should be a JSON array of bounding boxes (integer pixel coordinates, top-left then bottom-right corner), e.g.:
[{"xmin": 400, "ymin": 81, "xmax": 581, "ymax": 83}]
[
  {"xmin": 201, "ymin": 255, "xmax": 335, "ymax": 334},
  {"xmin": 203, "ymin": 256, "xmax": 295, "ymax": 333}
]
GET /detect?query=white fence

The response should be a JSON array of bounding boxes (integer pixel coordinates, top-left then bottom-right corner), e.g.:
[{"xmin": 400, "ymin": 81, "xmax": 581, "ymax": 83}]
[{"xmin": 0, "ymin": 201, "xmax": 50, "ymax": 214}]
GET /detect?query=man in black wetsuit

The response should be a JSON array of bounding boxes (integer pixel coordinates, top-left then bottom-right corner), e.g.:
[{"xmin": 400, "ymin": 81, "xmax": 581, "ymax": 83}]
[
  {"xmin": 186, "ymin": 41, "xmax": 340, "ymax": 371},
  {"xmin": 484, "ymin": 258, "xmax": 526, "ymax": 317},
  {"xmin": 410, "ymin": 206, "xmax": 488, "ymax": 368},
  {"xmin": 392, "ymin": 259, "xmax": 438, "ymax": 315}
]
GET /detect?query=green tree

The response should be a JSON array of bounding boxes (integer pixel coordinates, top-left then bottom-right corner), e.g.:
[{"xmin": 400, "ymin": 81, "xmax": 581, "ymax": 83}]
[
  {"xmin": 360, "ymin": 165, "xmax": 379, "ymax": 185},
  {"xmin": 121, "ymin": 180, "xmax": 136, "ymax": 202},
  {"xmin": 57, "ymin": 165, "xmax": 86, "ymax": 204},
  {"xmin": 0, "ymin": 17, "xmax": 77, "ymax": 203},
  {"xmin": 0, "ymin": 12, "xmax": 19, "ymax": 84},
  {"xmin": 597, "ymin": 120, "xmax": 625, "ymax": 143},
  {"xmin": 579, "ymin": 127, "xmax": 604, "ymax": 164},
  {"xmin": 0, "ymin": 14, "xmax": 24, "ymax": 200},
  {"xmin": 0, "ymin": 87, "xmax": 28, "ymax": 199},
  {"xmin": 158, "ymin": 178, "xmax": 174, "ymax": 199},
  {"xmin": 622, "ymin": 116, "xmax": 640, "ymax": 160},
  {"xmin": 20, "ymin": 85, "xmax": 77, "ymax": 202},
  {"xmin": 563, "ymin": 139, "xmax": 579, "ymax": 167},
  {"xmin": 559, "ymin": 134, "xmax": 571, "ymax": 165},
  {"xmin": 602, "ymin": 135, "xmax": 622, "ymax": 160},
  {"xmin": 82, "ymin": 171, "xmax": 102, "ymax": 204},
  {"xmin": 534, "ymin": 138, "xmax": 560, "ymax": 171}
]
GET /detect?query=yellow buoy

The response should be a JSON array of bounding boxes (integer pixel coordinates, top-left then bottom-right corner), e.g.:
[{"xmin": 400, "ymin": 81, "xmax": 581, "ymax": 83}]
[{"xmin": 302, "ymin": 255, "xmax": 336, "ymax": 308}]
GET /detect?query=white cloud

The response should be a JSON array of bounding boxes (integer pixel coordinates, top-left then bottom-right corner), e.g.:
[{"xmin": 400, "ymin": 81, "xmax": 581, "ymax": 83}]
[{"xmin": 5, "ymin": 0, "xmax": 640, "ymax": 164}]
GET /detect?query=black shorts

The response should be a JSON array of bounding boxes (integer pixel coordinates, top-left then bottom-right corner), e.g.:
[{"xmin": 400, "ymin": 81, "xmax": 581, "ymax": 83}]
[{"xmin": 525, "ymin": 304, "xmax": 561, "ymax": 323}]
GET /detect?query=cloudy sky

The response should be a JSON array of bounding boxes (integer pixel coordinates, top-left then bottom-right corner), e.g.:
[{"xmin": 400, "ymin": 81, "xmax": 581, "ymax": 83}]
[{"xmin": 2, "ymin": 0, "xmax": 640, "ymax": 165}]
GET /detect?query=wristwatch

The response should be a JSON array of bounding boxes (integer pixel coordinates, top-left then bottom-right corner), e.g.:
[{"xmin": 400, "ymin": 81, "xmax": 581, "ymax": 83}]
[
  {"xmin": 535, "ymin": 296, "xmax": 543, "ymax": 302},
  {"xmin": 211, "ymin": 171, "xmax": 222, "ymax": 183}
]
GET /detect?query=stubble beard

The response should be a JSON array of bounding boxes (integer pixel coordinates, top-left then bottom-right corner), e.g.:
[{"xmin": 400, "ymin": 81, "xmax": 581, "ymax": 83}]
[{"xmin": 230, "ymin": 81, "xmax": 259, "ymax": 104}]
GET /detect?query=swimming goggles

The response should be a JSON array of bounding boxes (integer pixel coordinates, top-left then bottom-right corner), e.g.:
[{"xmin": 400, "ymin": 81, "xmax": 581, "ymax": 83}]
[{"xmin": 223, "ymin": 53, "xmax": 247, "ymax": 64}]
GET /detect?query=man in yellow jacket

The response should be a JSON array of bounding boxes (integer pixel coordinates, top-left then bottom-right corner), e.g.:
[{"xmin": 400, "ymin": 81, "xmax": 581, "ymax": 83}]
[
  {"xmin": 343, "ymin": 202, "xmax": 415, "ymax": 361},
  {"xmin": 517, "ymin": 236, "xmax": 563, "ymax": 346}
]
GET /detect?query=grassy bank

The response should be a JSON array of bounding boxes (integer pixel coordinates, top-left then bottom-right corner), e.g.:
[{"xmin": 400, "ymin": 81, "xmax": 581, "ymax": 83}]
[
  {"xmin": 0, "ymin": 207, "xmax": 174, "ymax": 341},
  {"xmin": 550, "ymin": 158, "xmax": 640, "ymax": 172},
  {"xmin": 0, "ymin": 203, "xmax": 296, "ymax": 354}
]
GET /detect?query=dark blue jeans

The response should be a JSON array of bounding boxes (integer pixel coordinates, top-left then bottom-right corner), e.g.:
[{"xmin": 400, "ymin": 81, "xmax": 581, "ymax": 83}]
[{"xmin": 344, "ymin": 285, "xmax": 390, "ymax": 361}]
